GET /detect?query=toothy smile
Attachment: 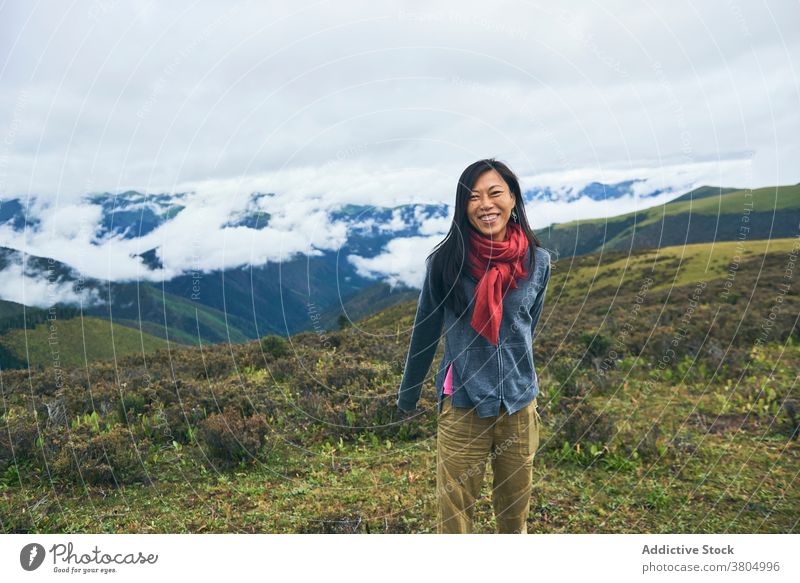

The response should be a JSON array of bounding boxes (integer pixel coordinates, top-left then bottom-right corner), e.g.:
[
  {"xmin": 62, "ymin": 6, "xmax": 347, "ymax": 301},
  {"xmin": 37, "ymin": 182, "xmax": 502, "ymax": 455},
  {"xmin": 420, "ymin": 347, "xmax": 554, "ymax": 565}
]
[{"xmin": 479, "ymin": 213, "xmax": 499, "ymax": 224}]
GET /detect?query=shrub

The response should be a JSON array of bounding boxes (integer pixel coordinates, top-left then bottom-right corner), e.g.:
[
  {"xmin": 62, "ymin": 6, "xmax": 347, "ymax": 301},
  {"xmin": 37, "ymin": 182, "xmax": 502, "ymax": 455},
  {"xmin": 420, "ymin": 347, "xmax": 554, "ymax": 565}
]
[
  {"xmin": 559, "ymin": 400, "xmax": 616, "ymax": 445},
  {"xmin": 324, "ymin": 362, "xmax": 379, "ymax": 392},
  {"xmin": 0, "ymin": 406, "xmax": 40, "ymax": 467},
  {"xmin": 590, "ymin": 368, "xmax": 619, "ymax": 395},
  {"xmin": 546, "ymin": 357, "xmax": 585, "ymax": 402},
  {"xmin": 195, "ymin": 350, "xmax": 235, "ymax": 380},
  {"xmin": 260, "ymin": 335, "xmax": 289, "ymax": 360},
  {"xmin": 161, "ymin": 401, "xmax": 204, "ymax": 444},
  {"xmin": 545, "ymin": 399, "xmax": 617, "ymax": 464},
  {"xmin": 579, "ymin": 332, "xmax": 612, "ymax": 359},
  {"xmin": 51, "ymin": 424, "xmax": 149, "ymax": 486},
  {"xmin": 117, "ymin": 392, "xmax": 148, "ymax": 422},
  {"xmin": 198, "ymin": 407, "xmax": 268, "ymax": 465},
  {"xmin": 268, "ymin": 357, "xmax": 297, "ymax": 382}
]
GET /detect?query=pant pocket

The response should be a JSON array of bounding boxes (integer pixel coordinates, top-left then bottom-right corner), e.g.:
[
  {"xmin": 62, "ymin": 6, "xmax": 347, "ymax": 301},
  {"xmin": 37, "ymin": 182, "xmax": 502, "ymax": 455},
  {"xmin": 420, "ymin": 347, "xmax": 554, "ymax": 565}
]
[
  {"xmin": 529, "ymin": 400, "xmax": 540, "ymax": 456},
  {"xmin": 439, "ymin": 394, "xmax": 452, "ymax": 419}
]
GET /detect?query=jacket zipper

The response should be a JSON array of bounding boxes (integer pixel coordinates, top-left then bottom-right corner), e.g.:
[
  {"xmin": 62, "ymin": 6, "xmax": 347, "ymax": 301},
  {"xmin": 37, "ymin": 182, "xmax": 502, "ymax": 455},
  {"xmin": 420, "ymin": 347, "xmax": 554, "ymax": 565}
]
[{"xmin": 497, "ymin": 341, "xmax": 504, "ymax": 407}]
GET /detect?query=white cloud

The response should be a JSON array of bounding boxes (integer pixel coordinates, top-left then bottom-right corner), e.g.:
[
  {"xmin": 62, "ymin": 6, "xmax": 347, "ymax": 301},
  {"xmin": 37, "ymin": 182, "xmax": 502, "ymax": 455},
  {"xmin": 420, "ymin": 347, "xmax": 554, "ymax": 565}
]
[
  {"xmin": 0, "ymin": 255, "xmax": 103, "ymax": 308},
  {"xmin": 0, "ymin": 0, "xmax": 797, "ymax": 304},
  {"xmin": 348, "ymin": 235, "xmax": 445, "ymax": 289},
  {"xmin": 0, "ymin": 0, "xmax": 795, "ymax": 200},
  {"xmin": 0, "ymin": 186, "xmax": 353, "ymax": 283}
]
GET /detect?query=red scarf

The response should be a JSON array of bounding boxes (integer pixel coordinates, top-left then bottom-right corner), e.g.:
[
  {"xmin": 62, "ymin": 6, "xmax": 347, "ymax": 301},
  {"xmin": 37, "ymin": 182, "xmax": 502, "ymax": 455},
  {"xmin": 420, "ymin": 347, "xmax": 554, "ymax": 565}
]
[{"xmin": 467, "ymin": 222, "xmax": 529, "ymax": 345}]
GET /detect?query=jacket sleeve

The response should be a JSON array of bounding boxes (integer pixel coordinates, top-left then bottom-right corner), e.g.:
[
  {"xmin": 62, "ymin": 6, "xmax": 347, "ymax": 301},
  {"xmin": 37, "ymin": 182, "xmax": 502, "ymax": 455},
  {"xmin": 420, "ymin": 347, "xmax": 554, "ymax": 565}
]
[
  {"xmin": 529, "ymin": 252, "xmax": 551, "ymax": 338},
  {"xmin": 396, "ymin": 257, "xmax": 445, "ymax": 411}
]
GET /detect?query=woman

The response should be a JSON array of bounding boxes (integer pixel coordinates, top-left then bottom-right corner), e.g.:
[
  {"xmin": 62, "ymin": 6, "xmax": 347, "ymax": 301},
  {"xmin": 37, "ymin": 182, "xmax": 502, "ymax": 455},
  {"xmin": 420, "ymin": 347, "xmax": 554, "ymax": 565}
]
[{"xmin": 396, "ymin": 158, "xmax": 551, "ymax": 534}]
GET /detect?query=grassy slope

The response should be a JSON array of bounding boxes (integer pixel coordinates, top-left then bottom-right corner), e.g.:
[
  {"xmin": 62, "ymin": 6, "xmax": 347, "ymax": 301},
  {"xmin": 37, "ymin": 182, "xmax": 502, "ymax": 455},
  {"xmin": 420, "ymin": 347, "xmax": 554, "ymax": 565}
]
[
  {"xmin": 0, "ymin": 283, "xmax": 251, "ymax": 369},
  {"xmin": 102, "ymin": 283, "xmax": 253, "ymax": 345},
  {"xmin": 0, "ymin": 316, "xmax": 172, "ymax": 369},
  {"xmin": 542, "ymin": 185, "xmax": 800, "ymax": 258},
  {"xmin": 553, "ymin": 185, "xmax": 800, "ymax": 230},
  {"xmin": 666, "ymin": 185, "xmax": 800, "ymax": 216},
  {"xmin": 556, "ymin": 237, "xmax": 799, "ymax": 302}
]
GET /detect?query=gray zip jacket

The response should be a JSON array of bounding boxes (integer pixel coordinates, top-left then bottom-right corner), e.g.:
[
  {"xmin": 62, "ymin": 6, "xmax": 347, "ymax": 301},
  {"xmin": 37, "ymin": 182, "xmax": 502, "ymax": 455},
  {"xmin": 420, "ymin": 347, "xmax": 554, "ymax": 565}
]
[{"xmin": 397, "ymin": 245, "xmax": 551, "ymax": 418}]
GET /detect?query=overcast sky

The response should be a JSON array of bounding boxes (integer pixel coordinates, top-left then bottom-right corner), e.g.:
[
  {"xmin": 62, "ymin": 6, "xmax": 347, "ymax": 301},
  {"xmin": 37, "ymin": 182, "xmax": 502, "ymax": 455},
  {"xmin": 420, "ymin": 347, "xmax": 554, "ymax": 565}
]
[{"xmin": 0, "ymin": 0, "xmax": 798, "ymax": 305}]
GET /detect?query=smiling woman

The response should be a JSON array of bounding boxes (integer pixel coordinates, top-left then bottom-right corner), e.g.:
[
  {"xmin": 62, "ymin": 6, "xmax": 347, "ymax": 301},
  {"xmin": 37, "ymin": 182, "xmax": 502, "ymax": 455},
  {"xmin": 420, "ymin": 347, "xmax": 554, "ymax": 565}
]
[
  {"xmin": 466, "ymin": 169, "xmax": 517, "ymax": 242},
  {"xmin": 396, "ymin": 158, "xmax": 552, "ymax": 534}
]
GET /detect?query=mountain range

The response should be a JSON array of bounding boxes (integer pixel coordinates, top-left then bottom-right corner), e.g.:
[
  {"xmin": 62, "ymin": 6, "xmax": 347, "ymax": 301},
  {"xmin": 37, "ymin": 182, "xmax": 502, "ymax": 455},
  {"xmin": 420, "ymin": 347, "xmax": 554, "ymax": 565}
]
[{"xmin": 0, "ymin": 181, "xmax": 797, "ymax": 369}]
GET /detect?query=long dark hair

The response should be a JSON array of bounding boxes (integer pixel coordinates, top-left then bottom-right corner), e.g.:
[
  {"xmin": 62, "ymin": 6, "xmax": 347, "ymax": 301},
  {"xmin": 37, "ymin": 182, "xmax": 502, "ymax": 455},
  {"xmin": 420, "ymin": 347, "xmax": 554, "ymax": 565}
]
[{"xmin": 427, "ymin": 158, "xmax": 542, "ymax": 318}]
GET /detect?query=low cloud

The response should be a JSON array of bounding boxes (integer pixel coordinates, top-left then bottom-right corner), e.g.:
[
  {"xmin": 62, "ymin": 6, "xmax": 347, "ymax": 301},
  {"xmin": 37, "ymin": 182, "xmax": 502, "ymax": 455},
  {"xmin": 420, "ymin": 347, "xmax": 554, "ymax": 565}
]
[{"xmin": 0, "ymin": 254, "xmax": 103, "ymax": 308}]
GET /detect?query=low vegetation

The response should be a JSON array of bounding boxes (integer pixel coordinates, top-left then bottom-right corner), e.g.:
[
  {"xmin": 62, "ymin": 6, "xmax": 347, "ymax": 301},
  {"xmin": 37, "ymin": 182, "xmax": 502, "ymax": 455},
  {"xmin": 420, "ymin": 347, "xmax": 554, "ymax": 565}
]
[{"xmin": 1, "ymin": 238, "xmax": 798, "ymax": 533}]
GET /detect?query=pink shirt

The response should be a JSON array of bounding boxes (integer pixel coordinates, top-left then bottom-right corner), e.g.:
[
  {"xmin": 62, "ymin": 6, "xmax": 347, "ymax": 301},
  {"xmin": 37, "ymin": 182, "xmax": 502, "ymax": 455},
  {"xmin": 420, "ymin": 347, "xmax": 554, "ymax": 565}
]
[{"xmin": 443, "ymin": 362, "xmax": 454, "ymax": 395}]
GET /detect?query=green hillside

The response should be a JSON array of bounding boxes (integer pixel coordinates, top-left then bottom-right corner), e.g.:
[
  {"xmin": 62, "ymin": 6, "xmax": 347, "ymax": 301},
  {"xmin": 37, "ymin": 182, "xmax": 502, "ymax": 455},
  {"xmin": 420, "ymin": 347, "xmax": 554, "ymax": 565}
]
[
  {"xmin": 317, "ymin": 281, "xmax": 419, "ymax": 332},
  {"xmin": 0, "ymin": 283, "xmax": 253, "ymax": 370},
  {"xmin": 666, "ymin": 184, "xmax": 800, "ymax": 214},
  {"xmin": 0, "ymin": 299, "xmax": 26, "ymax": 320},
  {"xmin": 538, "ymin": 184, "xmax": 800, "ymax": 257},
  {"xmin": 554, "ymin": 236, "xmax": 800, "ymax": 302},
  {"xmin": 0, "ymin": 316, "xmax": 172, "ymax": 370},
  {"xmin": 109, "ymin": 282, "xmax": 253, "ymax": 345}
]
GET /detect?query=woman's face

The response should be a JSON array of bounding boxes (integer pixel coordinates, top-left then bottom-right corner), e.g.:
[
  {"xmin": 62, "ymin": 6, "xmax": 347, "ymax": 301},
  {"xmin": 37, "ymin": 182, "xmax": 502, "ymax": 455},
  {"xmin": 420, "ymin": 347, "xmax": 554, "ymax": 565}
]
[{"xmin": 466, "ymin": 169, "xmax": 516, "ymax": 242}]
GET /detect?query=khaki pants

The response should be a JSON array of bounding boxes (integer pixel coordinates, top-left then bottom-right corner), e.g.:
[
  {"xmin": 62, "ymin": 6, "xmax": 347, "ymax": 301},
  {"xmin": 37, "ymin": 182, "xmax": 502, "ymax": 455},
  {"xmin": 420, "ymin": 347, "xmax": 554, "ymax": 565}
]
[{"xmin": 436, "ymin": 394, "xmax": 540, "ymax": 534}]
